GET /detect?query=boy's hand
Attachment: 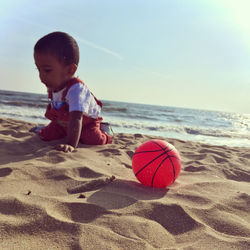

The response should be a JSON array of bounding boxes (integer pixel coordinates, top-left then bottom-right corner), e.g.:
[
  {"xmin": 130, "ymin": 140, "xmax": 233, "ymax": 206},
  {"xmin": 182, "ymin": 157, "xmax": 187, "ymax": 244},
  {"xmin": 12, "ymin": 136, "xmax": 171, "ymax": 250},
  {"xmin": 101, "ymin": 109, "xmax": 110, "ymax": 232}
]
[
  {"xmin": 54, "ymin": 111, "xmax": 83, "ymax": 153},
  {"xmin": 55, "ymin": 144, "xmax": 75, "ymax": 153}
]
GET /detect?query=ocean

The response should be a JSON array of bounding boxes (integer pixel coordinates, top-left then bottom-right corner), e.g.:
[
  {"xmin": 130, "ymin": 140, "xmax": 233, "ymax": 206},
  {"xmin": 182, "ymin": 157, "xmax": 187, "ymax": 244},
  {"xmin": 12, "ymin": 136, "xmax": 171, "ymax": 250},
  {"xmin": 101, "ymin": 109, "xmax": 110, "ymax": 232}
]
[{"xmin": 0, "ymin": 89, "xmax": 249, "ymax": 148}]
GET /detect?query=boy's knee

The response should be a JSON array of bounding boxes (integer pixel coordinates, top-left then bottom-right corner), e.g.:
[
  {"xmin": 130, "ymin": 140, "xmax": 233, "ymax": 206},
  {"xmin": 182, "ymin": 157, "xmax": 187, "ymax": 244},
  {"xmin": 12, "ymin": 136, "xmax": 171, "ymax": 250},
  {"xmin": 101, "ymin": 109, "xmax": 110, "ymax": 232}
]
[{"xmin": 80, "ymin": 131, "xmax": 112, "ymax": 145}]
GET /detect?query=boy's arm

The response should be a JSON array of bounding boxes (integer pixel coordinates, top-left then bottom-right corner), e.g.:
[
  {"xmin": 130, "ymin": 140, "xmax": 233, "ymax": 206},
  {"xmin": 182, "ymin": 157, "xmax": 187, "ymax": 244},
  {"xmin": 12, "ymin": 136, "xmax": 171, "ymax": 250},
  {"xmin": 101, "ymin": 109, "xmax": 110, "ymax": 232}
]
[{"xmin": 56, "ymin": 111, "xmax": 83, "ymax": 152}]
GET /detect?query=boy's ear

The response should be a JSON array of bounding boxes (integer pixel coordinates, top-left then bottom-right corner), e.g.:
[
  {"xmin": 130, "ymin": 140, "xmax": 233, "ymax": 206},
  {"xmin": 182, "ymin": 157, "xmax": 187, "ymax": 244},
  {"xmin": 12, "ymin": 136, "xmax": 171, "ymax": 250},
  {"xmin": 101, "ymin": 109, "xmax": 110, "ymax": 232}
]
[{"xmin": 67, "ymin": 64, "xmax": 78, "ymax": 76}]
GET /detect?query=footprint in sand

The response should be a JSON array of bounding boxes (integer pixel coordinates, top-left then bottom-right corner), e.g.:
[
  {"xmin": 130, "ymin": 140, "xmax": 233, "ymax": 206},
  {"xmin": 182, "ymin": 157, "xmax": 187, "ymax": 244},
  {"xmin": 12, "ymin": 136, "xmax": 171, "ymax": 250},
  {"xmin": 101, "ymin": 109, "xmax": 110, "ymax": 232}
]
[
  {"xmin": 62, "ymin": 202, "xmax": 112, "ymax": 223},
  {"xmin": 46, "ymin": 166, "xmax": 104, "ymax": 181},
  {"xmin": 38, "ymin": 152, "xmax": 68, "ymax": 164},
  {"xmin": 0, "ymin": 129, "xmax": 30, "ymax": 138},
  {"xmin": 199, "ymin": 149, "xmax": 228, "ymax": 158},
  {"xmin": 143, "ymin": 203, "xmax": 200, "ymax": 235},
  {"xmin": 134, "ymin": 133, "xmax": 143, "ymax": 138},
  {"xmin": 126, "ymin": 150, "xmax": 134, "ymax": 159},
  {"xmin": 223, "ymin": 168, "xmax": 250, "ymax": 182},
  {"xmin": 0, "ymin": 197, "xmax": 39, "ymax": 216},
  {"xmin": 184, "ymin": 165, "xmax": 207, "ymax": 172},
  {"xmin": 241, "ymin": 153, "xmax": 250, "ymax": 159},
  {"xmin": 227, "ymin": 193, "xmax": 250, "ymax": 213},
  {"xmin": 74, "ymin": 166, "xmax": 104, "ymax": 178},
  {"xmin": 0, "ymin": 167, "xmax": 12, "ymax": 177},
  {"xmin": 195, "ymin": 208, "xmax": 250, "ymax": 237},
  {"xmin": 182, "ymin": 152, "xmax": 207, "ymax": 161},
  {"xmin": 98, "ymin": 148, "xmax": 122, "ymax": 157},
  {"xmin": 212, "ymin": 155, "xmax": 229, "ymax": 164}
]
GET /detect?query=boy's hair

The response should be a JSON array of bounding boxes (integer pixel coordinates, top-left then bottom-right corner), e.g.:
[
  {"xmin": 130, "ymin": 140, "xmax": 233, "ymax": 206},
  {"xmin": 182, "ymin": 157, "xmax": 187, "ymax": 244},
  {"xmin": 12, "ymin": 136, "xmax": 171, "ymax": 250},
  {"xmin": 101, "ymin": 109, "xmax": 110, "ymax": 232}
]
[{"xmin": 34, "ymin": 31, "xmax": 79, "ymax": 66}]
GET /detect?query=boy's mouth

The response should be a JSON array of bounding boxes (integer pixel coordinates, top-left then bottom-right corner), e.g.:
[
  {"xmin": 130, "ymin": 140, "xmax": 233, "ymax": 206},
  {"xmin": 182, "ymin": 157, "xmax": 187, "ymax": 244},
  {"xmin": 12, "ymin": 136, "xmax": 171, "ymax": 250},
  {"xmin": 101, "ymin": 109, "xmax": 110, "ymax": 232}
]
[{"xmin": 43, "ymin": 82, "xmax": 51, "ymax": 88}]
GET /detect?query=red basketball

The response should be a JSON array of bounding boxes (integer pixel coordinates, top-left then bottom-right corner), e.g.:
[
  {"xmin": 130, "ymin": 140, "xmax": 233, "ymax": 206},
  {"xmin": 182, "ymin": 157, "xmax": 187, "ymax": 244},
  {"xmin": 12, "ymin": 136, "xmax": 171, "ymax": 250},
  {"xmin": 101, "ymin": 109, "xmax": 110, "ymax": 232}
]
[{"xmin": 132, "ymin": 139, "xmax": 181, "ymax": 188}]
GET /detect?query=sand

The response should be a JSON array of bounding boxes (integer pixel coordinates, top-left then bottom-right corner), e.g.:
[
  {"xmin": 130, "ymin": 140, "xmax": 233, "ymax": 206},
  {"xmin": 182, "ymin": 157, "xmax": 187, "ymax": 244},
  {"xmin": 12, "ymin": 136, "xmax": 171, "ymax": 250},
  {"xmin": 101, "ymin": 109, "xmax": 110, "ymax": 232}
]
[{"xmin": 0, "ymin": 117, "xmax": 249, "ymax": 250}]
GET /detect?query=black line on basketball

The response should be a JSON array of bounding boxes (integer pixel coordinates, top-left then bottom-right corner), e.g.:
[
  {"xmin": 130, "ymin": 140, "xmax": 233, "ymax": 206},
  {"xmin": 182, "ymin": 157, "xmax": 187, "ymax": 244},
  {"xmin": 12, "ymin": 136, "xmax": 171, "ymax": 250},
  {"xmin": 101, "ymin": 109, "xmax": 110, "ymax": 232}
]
[
  {"xmin": 162, "ymin": 147, "xmax": 177, "ymax": 184},
  {"xmin": 150, "ymin": 154, "xmax": 179, "ymax": 187},
  {"xmin": 152, "ymin": 141, "xmax": 174, "ymax": 154},
  {"xmin": 151, "ymin": 155, "xmax": 170, "ymax": 187},
  {"xmin": 135, "ymin": 151, "xmax": 166, "ymax": 176},
  {"xmin": 133, "ymin": 147, "xmax": 167, "ymax": 155},
  {"xmin": 135, "ymin": 150, "xmax": 179, "ymax": 177},
  {"xmin": 168, "ymin": 156, "xmax": 176, "ymax": 184},
  {"xmin": 152, "ymin": 141, "xmax": 180, "ymax": 183}
]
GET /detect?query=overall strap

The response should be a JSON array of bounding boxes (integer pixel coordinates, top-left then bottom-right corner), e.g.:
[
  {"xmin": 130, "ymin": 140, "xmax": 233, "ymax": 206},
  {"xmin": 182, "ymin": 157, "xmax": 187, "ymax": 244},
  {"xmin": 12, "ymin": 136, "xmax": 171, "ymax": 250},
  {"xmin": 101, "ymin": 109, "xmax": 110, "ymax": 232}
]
[
  {"xmin": 47, "ymin": 78, "xmax": 103, "ymax": 108},
  {"xmin": 62, "ymin": 78, "xmax": 103, "ymax": 107},
  {"xmin": 47, "ymin": 89, "xmax": 52, "ymax": 99},
  {"xmin": 47, "ymin": 79, "xmax": 78, "ymax": 100}
]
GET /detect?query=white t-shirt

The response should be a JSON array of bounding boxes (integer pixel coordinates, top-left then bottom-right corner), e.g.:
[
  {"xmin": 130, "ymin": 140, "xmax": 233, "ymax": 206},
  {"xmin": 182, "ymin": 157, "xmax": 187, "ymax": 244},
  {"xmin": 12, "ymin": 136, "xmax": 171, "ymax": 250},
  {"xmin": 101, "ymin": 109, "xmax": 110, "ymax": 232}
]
[{"xmin": 51, "ymin": 83, "xmax": 101, "ymax": 119}]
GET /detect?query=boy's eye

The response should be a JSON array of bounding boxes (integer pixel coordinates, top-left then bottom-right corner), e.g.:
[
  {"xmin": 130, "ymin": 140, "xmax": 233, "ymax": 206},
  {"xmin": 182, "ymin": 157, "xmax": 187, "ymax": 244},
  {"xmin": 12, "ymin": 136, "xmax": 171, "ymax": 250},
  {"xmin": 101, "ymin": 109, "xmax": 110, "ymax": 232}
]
[{"xmin": 35, "ymin": 66, "xmax": 52, "ymax": 73}]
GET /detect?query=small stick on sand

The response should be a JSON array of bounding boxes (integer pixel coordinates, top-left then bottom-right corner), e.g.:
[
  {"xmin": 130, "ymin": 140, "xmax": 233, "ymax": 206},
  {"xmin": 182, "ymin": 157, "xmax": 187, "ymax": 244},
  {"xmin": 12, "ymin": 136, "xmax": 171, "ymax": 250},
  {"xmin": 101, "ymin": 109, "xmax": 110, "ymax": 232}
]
[{"xmin": 67, "ymin": 175, "xmax": 115, "ymax": 194}]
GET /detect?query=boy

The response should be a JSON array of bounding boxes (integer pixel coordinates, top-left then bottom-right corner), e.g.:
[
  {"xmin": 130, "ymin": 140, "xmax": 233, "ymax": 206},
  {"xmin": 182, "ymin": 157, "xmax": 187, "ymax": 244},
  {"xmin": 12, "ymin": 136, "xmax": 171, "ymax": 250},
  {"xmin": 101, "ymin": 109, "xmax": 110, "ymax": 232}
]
[{"xmin": 34, "ymin": 31, "xmax": 112, "ymax": 152}]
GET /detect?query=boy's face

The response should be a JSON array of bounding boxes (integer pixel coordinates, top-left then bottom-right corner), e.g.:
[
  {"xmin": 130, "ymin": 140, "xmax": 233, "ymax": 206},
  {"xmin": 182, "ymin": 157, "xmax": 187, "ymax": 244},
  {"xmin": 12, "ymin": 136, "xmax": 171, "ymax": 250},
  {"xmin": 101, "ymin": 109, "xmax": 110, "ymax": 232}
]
[{"xmin": 34, "ymin": 52, "xmax": 76, "ymax": 92}]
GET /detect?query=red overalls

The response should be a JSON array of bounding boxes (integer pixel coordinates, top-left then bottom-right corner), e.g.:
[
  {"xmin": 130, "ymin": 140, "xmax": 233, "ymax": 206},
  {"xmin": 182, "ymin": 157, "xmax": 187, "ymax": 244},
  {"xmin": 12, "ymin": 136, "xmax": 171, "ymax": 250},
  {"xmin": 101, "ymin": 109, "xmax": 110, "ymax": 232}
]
[{"xmin": 38, "ymin": 77, "xmax": 112, "ymax": 145}]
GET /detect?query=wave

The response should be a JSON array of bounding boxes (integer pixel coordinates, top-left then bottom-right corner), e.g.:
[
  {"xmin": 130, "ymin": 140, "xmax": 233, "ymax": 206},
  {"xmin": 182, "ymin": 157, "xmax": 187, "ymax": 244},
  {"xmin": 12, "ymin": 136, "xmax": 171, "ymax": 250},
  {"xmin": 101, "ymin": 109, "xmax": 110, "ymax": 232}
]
[
  {"xmin": 0, "ymin": 111, "xmax": 45, "ymax": 120},
  {"xmin": 109, "ymin": 121, "xmax": 250, "ymax": 141},
  {"xmin": 0, "ymin": 100, "xmax": 47, "ymax": 109},
  {"xmin": 102, "ymin": 107, "xmax": 128, "ymax": 113},
  {"xmin": 1, "ymin": 89, "xmax": 250, "ymax": 147}
]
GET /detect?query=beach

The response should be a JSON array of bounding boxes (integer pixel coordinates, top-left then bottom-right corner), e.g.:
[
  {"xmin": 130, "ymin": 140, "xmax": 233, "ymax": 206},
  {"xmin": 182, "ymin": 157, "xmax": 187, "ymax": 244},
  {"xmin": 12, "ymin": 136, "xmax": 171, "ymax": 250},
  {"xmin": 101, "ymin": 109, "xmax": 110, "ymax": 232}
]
[{"xmin": 0, "ymin": 117, "xmax": 249, "ymax": 249}]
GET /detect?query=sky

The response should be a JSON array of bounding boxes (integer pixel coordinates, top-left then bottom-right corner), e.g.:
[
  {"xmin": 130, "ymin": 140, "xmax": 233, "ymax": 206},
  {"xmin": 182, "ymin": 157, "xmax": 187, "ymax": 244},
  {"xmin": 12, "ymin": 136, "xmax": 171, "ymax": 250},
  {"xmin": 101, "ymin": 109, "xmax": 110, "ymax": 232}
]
[{"xmin": 0, "ymin": 0, "xmax": 249, "ymax": 114}]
